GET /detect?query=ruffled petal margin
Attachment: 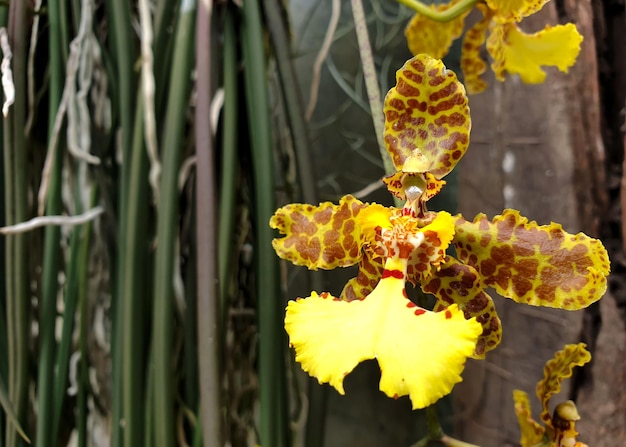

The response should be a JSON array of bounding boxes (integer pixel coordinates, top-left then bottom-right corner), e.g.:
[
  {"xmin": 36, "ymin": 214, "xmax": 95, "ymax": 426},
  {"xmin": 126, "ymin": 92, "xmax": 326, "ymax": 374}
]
[
  {"xmin": 460, "ymin": 3, "xmax": 492, "ymax": 94},
  {"xmin": 488, "ymin": 22, "xmax": 583, "ymax": 84},
  {"xmin": 536, "ymin": 343, "xmax": 591, "ymax": 429},
  {"xmin": 453, "ymin": 210, "xmax": 610, "ymax": 310},
  {"xmin": 285, "ymin": 258, "xmax": 482, "ymax": 409}
]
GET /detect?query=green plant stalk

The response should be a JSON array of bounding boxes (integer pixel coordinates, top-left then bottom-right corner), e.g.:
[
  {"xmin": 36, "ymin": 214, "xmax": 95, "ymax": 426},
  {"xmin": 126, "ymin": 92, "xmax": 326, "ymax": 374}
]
[
  {"xmin": 0, "ymin": 376, "xmax": 28, "ymax": 443},
  {"xmin": 183, "ymin": 209, "xmax": 199, "ymax": 411},
  {"xmin": 5, "ymin": 2, "xmax": 30, "ymax": 446},
  {"xmin": 218, "ymin": 7, "xmax": 237, "ymax": 339},
  {"xmin": 195, "ymin": 1, "xmax": 221, "ymax": 445},
  {"xmin": 36, "ymin": 134, "xmax": 63, "ymax": 447},
  {"xmin": 77, "ymin": 190, "xmax": 97, "ymax": 447},
  {"xmin": 0, "ymin": 125, "xmax": 5, "ymax": 445},
  {"xmin": 2, "ymin": 88, "xmax": 16, "ymax": 447},
  {"xmin": 153, "ymin": 0, "xmax": 178, "ymax": 114},
  {"xmin": 70, "ymin": 0, "xmax": 81, "ymax": 30},
  {"xmin": 151, "ymin": 0, "xmax": 196, "ymax": 445},
  {"xmin": 241, "ymin": 0, "xmax": 289, "ymax": 445},
  {"xmin": 143, "ymin": 353, "xmax": 154, "ymax": 447},
  {"xmin": 51, "ymin": 185, "xmax": 85, "ymax": 441},
  {"xmin": 260, "ymin": 0, "xmax": 317, "ymax": 204},
  {"xmin": 57, "ymin": 0, "xmax": 70, "ymax": 63},
  {"xmin": 105, "ymin": 0, "xmax": 136, "ymax": 443},
  {"xmin": 0, "ymin": 1, "xmax": 8, "ymax": 398},
  {"xmin": 410, "ymin": 406, "xmax": 480, "ymax": 447},
  {"xmin": 396, "ymin": 0, "xmax": 479, "ymax": 22},
  {"xmin": 259, "ymin": 1, "xmax": 328, "ymax": 445},
  {"xmin": 121, "ymin": 93, "xmax": 150, "ymax": 447},
  {"xmin": 36, "ymin": 0, "xmax": 66, "ymax": 443}
]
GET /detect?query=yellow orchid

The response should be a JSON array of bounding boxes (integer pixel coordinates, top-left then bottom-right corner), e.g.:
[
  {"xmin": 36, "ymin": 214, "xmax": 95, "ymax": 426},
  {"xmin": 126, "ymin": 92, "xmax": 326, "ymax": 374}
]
[
  {"xmin": 514, "ymin": 343, "xmax": 591, "ymax": 447},
  {"xmin": 270, "ymin": 54, "xmax": 609, "ymax": 410},
  {"xmin": 404, "ymin": 0, "xmax": 583, "ymax": 93}
]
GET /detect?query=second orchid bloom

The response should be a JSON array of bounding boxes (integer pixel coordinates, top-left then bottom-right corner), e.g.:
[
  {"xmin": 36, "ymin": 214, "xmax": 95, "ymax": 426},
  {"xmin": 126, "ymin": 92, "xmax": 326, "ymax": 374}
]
[
  {"xmin": 405, "ymin": 0, "xmax": 583, "ymax": 93},
  {"xmin": 270, "ymin": 54, "xmax": 609, "ymax": 409}
]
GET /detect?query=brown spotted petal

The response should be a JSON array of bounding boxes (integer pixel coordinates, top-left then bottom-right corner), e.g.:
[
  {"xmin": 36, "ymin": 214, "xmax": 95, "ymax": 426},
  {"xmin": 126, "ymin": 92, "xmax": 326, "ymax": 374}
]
[
  {"xmin": 270, "ymin": 195, "xmax": 366, "ymax": 270},
  {"xmin": 453, "ymin": 210, "xmax": 610, "ymax": 310},
  {"xmin": 383, "ymin": 54, "xmax": 471, "ymax": 179},
  {"xmin": 460, "ymin": 3, "xmax": 493, "ymax": 94},
  {"xmin": 421, "ymin": 257, "xmax": 502, "ymax": 358},
  {"xmin": 340, "ymin": 252, "xmax": 385, "ymax": 302},
  {"xmin": 536, "ymin": 343, "xmax": 591, "ymax": 430}
]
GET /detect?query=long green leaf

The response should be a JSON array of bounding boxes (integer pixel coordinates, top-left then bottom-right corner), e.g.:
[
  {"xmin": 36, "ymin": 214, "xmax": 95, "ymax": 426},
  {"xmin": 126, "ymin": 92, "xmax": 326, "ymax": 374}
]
[
  {"xmin": 151, "ymin": 0, "xmax": 196, "ymax": 445},
  {"xmin": 0, "ymin": 376, "xmax": 29, "ymax": 443},
  {"xmin": 5, "ymin": 2, "xmax": 31, "ymax": 446},
  {"xmin": 241, "ymin": 0, "xmax": 289, "ymax": 445}
]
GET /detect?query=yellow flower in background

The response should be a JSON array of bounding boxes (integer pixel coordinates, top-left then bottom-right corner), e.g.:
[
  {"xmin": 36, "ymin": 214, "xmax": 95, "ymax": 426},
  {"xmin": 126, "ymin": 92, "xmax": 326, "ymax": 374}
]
[
  {"xmin": 405, "ymin": 0, "xmax": 583, "ymax": 93},
  {"xmin": 405, "ymin": 0, "xmax": 471, "ymax": 59},
  {"xmin": 270, "ymin": 55, "xmax": 609, "ymax": 410},
  {"xmin": 514, "ymin": 343, "xmax": 591, "ymax": 447}
]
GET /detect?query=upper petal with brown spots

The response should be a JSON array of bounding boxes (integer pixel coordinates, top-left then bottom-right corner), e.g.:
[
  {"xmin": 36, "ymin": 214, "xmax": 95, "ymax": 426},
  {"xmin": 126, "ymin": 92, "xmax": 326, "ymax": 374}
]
[
  {"xmin": 383, "ymin": 54, "xmax": 471, "ymax": 179},
  {"xmin": 453, "ymin": 210, "xmax": 610, "ymax": 309}
]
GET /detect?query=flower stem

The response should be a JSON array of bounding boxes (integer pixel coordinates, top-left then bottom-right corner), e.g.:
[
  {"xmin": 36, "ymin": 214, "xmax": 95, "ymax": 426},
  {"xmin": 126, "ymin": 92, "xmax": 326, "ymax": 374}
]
[
  {"xmin": 396, "ymin": 0, "xmax": 479, "ymax": 22},
  {"xmin": 411, "ymin": 405, "xmax": 481, "ymax": 447}
]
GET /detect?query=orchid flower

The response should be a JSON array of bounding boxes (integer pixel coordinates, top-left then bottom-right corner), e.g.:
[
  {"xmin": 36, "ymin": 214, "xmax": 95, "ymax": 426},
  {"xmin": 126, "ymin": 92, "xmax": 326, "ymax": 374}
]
[
  {"xmin": 270, "ymin": 54, "xmax": 609, "ymax": 409},
  {"xmin": 514, "ymin": 343, "xmax": 591, "ymax": 447},
  {"xmin": 405, "ymin": 0, "xmax": 583, "ymax": 93}
]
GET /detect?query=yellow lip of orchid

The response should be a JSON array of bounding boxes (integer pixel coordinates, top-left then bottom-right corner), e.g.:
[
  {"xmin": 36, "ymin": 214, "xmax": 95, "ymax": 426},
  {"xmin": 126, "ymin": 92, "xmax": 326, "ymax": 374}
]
[{"xmin": 284, "ymin": 212, "xmax": 482, "ymax": 410}]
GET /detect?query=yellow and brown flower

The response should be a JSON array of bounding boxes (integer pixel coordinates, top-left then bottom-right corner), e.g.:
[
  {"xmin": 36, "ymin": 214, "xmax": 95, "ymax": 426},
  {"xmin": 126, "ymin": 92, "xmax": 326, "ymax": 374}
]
[{"xmin": 270, "ymin": 54, "xmax": 609, "ymax": 409}]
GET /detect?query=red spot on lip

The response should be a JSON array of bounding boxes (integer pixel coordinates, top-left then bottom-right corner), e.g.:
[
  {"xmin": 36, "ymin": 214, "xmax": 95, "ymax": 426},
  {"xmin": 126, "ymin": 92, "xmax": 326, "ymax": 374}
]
[
  {"xmin": 406, "ymin": 301, "xmax": 416, "ymax": 308},
  {"xmin": 382, "ymin": 269, "xmax": 404, "ymax": 279},
  {"xmin": 414, "ymin": 308, "xmax": 426, "ymax": 316},
  {"xmin": 445, "ymin": 310, "xmax": 452, "ymax": 319}
]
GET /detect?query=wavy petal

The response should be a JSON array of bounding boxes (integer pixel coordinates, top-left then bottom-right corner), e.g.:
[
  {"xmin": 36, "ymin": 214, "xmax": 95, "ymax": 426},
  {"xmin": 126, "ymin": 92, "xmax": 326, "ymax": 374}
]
[
  {"xmin": 537, "ymin": 343, "xmax": 591, "ymax": 429},
  {"xmin": 405, "ymin": 0, "xmax": 470, "ymax": 59},
  {"xmin": 340, "ymin": 251, "xmax": 385, "ymax": 301},
  {"xmin": 285, "ymin": 257, "xmax": 482, "ymax": 409},
  {"xmin": 453, "ymin": 210, "xmax": 610, "ymax": 309},
  {"xmin": 486, "ymin": 0, "xmax": 549, "ymax": 22},
  {"xmin": 486, "ymin": 22, "xmax": 508, "ymax": 81},
  {"xmin": 270, "ymin": 195, "xmax": 366, "ymax": 270},
  {"xmin": 513, "ymin": 390, "xmax": 546, "ymax": 447},
  {"xmin": 460, "ymin": 4, "xmax": 492, "ymax": 94},
  {"xmin": 383, "ymin": 54, "xmax": 471, "ymax": 178},
  {"xmin": 421, "ymin": 257, "xmax": 502, "ymax": 358},
  {"xmin": 488, "ymin": 23, "xmax": 583, "ymax": 84}
]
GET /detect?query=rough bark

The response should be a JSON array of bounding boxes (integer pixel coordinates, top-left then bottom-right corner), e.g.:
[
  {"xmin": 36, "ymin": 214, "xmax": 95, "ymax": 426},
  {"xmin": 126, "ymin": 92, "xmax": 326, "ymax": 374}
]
[{"xmin": 456, "ymin": 1, "xmax": 626, "ymax": 446}]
